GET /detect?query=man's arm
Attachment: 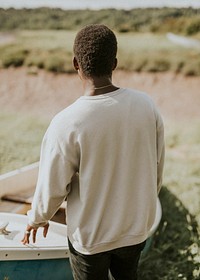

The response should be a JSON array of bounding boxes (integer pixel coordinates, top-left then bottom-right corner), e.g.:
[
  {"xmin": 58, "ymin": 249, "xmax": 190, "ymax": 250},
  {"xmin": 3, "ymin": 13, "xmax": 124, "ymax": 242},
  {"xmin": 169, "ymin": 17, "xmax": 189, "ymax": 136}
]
[{"xmin": 22, "ymin": 123, "xmax": 77, "ymax": 244}]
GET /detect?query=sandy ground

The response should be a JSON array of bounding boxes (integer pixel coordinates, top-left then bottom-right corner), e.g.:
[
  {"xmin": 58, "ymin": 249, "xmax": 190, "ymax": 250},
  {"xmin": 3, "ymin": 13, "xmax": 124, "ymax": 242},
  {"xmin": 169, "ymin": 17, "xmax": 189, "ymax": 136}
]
[{"xmin": 0, "ymin": 67, "xmax": 199, "ymax": 122}]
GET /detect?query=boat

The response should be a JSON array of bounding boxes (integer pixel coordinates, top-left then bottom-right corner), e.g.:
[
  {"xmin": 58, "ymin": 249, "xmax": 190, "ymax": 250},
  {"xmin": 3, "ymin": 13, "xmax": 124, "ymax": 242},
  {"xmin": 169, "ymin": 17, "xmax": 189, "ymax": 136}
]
[
  {"xmin": 0, "ymin": 162, "xmax": 162, "ymax": 279},
  {"xmin": 0, "ymin": 212, "xmax": 73, "ymax": 280}
]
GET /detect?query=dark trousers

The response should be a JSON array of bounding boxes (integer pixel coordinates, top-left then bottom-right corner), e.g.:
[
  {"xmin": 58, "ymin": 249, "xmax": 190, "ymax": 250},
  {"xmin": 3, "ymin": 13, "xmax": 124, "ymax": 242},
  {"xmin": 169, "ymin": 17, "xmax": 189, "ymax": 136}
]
[{"xmin": 68, "ymin": 239, "xmax": 146, "ymax": 280}]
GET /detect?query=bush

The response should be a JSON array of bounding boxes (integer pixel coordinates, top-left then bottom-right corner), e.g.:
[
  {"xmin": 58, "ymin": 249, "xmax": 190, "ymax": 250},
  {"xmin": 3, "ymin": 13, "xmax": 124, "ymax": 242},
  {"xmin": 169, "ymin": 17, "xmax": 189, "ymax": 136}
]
[
  {"xmin": 45, "ymin": 55, "xmax": 65, "ymax": 72},
  {"xmin": 186, "ymin": 19, "xmax": 200, "ymax": 35},
  {"xmin": 44, "ymin": 52, "xmax": 74, "ymax": 73},
  {"xmin": 174, "ymin": 60, "xmax": 185, "ymax": 73},
  {"xmin": 2, "ymin": 49, "xmax": 28, "ymax": 67},
  {"xmin": 133, "ymin": 59, "xmax": 148, "ymax": 72},
  {"xmin": 182, "ymin": 61, "xmax": 200, "ymax": 76},
  {"xmin": 145, "ymin": 58, "xmax": 171, "ymax": 73}
]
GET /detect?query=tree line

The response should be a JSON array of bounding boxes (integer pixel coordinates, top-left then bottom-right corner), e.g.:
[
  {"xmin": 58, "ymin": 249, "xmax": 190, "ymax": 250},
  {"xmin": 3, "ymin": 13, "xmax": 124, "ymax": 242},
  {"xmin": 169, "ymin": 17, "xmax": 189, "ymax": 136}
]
[{"xmin": 0, "ymin": 7, "xmax": 200, "ymax": 35}]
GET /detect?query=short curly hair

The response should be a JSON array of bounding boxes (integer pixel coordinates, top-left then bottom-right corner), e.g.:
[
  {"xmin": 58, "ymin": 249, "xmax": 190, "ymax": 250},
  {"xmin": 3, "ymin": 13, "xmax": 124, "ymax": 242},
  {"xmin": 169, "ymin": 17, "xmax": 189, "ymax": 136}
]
[{"xmin": 73, "ymin": 24, "xmax": 117, "ymax": 77}]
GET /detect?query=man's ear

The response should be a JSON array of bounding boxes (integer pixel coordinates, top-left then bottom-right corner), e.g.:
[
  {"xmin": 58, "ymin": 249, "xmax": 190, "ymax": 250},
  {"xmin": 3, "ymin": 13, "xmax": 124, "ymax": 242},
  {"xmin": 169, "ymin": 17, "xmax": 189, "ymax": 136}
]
[
  {"xmin": 73, "ymin": 57, "xmax": 79, "ymax": 71},
  {"xmin": 112, "ymin": 58, "xmax": 118, "ymax": 70}
]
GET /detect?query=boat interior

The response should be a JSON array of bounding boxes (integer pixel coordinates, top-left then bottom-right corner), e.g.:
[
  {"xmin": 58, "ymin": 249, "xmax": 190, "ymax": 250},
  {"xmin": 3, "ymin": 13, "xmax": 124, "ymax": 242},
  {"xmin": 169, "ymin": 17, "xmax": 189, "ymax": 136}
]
[{"xmin": 0, "ymin": 162, "xmax": 66, "ymax": 224}]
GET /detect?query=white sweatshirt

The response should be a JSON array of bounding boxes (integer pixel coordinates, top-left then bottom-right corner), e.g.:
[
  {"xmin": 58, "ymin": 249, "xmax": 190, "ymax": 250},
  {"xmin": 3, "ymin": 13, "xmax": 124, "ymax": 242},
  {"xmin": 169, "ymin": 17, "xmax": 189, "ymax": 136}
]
[{"xmin": 28, "ymin": 88, "xmax": 165, "ymax": 254}]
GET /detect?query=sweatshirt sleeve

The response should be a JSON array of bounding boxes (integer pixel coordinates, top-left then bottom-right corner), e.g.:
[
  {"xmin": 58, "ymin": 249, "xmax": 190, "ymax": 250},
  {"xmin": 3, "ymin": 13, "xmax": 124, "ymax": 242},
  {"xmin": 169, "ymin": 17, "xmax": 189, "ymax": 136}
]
[
  {"xmin": 27, "ymin": 121, "xmax": 78, "ymax": 227},
  {"xmin": 156, "ymin": 111, "xmax": 165, "ymax": 194}
]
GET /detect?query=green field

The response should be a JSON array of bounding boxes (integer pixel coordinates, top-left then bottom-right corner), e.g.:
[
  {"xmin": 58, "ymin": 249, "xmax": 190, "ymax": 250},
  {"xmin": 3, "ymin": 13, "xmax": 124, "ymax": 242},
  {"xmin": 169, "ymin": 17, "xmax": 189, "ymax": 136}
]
[
  {"xmin": 0, "ymin": 112, "xmax": 199, "ymax": 279},
  {"xmin": 0, "ymin": 30, "xmax": 200, "ymax": 75}
]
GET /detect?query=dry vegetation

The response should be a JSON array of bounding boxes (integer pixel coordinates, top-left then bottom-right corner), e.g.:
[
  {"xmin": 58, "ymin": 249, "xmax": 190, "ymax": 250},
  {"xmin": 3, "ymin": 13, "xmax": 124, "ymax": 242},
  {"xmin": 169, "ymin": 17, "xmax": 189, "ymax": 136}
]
[{"xmin": 0, "ymin": 30, "xmax": 200, "ymax": 76}]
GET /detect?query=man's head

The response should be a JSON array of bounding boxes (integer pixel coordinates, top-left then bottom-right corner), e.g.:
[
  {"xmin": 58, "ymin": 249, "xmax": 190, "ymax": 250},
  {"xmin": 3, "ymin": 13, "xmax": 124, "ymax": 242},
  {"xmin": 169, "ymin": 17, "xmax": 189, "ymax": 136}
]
[{"xmin": 73, "ymin": 24, "xmax": 117, "ymax": 78}]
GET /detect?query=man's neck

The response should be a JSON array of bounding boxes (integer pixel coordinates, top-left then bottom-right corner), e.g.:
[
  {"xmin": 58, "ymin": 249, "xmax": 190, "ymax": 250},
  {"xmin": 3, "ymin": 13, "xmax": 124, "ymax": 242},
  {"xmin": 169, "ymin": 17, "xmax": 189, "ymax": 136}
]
[{"xmin": 83, "ymin": 76, "xmax": 118, "ymax": 96}]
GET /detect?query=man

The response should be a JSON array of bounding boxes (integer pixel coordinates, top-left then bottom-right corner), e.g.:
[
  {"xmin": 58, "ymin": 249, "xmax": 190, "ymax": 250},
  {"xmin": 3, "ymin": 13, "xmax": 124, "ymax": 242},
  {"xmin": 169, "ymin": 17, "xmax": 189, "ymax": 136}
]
[{"xmin": 22, "ymin": 24, "xmax": 165, "ymax": 280}]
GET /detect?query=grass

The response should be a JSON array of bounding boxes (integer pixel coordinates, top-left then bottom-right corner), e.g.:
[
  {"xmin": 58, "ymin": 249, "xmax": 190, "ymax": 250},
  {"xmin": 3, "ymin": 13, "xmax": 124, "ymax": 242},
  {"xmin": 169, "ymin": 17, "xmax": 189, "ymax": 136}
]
[
  {"xmin": 0, "ymin": 113, "xmax": 199, "ymax": 279},
  {"xmin": 18, "ymin": 30, "xmax": 75, "ymax": 50},
  {"xmin": 139, "ymin": 187, "xmax": 200, "ymax": 280},
  {"xmin": 117, "ymin": 32, "xmax": 200, "ymax": 74},
  {"xmin": 0, "ymin": 112, "xmax": 48, "ymax": 174},
  {"xmin": 138, "ymin": 120, "xmax": 200, "ymax": 280},
  {"xmin": 164, "ymin": 121, "xmax": 200, "ymax": 226},
  {"xmin": 0, "ymin": 30, "xmax": 200, "ymax": 75}
]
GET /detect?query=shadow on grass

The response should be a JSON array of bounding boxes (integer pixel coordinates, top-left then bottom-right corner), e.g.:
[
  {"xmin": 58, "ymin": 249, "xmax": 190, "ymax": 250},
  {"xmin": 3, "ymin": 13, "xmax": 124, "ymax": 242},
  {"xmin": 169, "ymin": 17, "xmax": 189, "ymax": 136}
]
[{"xmin": 139, "ymin": 187, "xmax": 200, "ymax": 280}]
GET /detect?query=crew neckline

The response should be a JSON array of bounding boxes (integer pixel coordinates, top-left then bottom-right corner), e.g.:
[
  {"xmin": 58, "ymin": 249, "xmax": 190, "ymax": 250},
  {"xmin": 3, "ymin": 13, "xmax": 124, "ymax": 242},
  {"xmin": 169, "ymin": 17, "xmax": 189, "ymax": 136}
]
[{"xmin": 79, "ymin": 88, "xmax": 124, "ymax": 100}]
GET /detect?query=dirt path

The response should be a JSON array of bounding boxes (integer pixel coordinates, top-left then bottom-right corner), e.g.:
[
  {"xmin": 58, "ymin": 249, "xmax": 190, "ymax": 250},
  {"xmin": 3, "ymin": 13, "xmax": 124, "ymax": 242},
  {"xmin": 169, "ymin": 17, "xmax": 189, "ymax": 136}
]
[{"xmin": 0, "ymin": 68, "xmax": 199, "ymax": 121}]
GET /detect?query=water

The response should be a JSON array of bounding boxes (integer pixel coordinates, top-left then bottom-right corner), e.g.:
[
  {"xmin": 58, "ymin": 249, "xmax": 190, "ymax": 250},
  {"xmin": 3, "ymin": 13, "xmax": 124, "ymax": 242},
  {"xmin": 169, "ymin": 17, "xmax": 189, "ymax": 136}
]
[{"xmin": 167, "ymin": 32, "xmax": 200, "ymax": 49}]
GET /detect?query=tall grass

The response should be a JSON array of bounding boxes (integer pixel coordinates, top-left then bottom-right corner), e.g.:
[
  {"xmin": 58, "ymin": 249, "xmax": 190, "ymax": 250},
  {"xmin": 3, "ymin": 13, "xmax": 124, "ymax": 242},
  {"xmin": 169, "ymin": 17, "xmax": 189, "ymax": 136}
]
[
  {"xmin": 0, "ymin": 30, "xmax": 200, "ymax": 75},
  {"xmin": 0, "ymin": 112, "xmax": 48, "ymax": 174}
]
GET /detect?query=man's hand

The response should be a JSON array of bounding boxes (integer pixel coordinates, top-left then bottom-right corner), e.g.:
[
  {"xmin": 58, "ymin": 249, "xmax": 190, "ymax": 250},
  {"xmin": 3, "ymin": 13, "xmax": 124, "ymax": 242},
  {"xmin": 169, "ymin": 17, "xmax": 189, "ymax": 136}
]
[{"xmin": 21, "ymin": 223, "xmax": 49, "ymax": 245}]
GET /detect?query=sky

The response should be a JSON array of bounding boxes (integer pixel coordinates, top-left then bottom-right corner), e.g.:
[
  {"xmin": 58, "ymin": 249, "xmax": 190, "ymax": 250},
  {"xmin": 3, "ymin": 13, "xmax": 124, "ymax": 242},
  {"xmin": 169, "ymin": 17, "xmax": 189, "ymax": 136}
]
[{"xmin": 0, "ymin": 0, "xmax": 200, "ymax": 9}]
